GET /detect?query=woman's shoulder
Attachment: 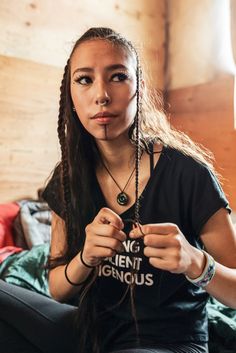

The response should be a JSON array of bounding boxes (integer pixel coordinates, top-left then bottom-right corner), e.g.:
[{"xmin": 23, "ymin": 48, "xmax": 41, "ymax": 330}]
[{"xmin": 159, "ymin": 144, "xmax": 210, "ymax": 172}]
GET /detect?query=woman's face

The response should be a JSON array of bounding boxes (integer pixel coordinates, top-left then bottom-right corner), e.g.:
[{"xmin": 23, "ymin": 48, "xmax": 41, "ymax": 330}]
[{"xmin": 70, "ymin": 39, "xmax": 137, "ymax": 141}]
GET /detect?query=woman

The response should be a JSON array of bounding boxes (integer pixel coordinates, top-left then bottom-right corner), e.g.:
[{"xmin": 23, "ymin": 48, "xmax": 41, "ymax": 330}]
[{"xmin": 1, "ymin": 27, "xmax": 236, "ymax": 353}]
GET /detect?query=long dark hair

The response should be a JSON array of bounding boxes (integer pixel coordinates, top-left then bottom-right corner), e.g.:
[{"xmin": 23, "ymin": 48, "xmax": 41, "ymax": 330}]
[
  {"xmin": 48, "ymin": 27, "xmax": 217, "ymax": 353},
  {"xmin": 49, "ymin": 27, "xmax": 143, "ymax": 353}
]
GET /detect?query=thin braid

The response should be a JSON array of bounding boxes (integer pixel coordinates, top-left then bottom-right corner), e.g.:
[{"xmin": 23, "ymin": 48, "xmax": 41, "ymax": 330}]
[
  {"xmin": 134, "ymin": 59, "xmax": 142, "ymax": 224},
  {"xmin": 57, "ymin": 59, "xmax": 74, "ymax": 250},
  {"xmin": 129, "ymin": 53, "xmax": 142, "ymax": 344}
]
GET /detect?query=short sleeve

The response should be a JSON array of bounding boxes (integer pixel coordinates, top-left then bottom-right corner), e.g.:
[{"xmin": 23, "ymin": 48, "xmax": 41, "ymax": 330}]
[
  {"xmin": 188, "ymin": 164, "xmax": 231, "ymax": 236},
  {"xmin": 41, "ymin": 163, "xmax": 65, "ymax": 219}
]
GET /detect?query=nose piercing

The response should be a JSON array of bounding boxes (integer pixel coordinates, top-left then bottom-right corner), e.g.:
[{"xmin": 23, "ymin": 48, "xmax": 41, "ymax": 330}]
[{"xmin": 98, "ymin": 98, "xmax": 109, "ymax": 106}]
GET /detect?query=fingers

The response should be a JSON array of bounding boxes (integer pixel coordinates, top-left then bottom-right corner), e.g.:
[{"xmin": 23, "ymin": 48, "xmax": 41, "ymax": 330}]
[
  {"xmin": 91, "ymin": 247, "xmax": 117, "ymax": 259},
  {"xmin": 85, "ymin": 223, "xmax": 126, "ymax": 256},
  {"xmin": 129, "ymin": 223, "xmax": 179, "ymax": 238},
  {"xmin": 92, "ymin": 234, "xmax": 125, "ymax": 253},
  {"xmin": 144, "ymin": 247, "xmax": 167, "ymax": 258},
  {"xmin": 148, "ymin": 257, "xmax": 171, "ymax": 271},
  {"xmin": 84, "ymin": 208, "xmax": 127, "ymax": 263},
  {"xmin": 148, "ymin": 256, "xmax": 183, "ymax": 273},
  {"xmin": 128, "ymin": 222, "xmax": 186, "ymax": 273},
  {"xmin": 87, "ymin": 212, "xmax": 185, "ymax": 273},
  {"xmin": 95, "ymin": 207, "xmax": 124, "ymax": 230},
  {"xmin": 89, "ymin": 223, "xmax": 126, "ymax": 242}
]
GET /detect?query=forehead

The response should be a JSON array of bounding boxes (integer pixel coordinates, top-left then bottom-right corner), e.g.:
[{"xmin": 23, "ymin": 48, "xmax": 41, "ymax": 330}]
[{"xmin": 70, "ymin": 39, "xmax": 136, "ymax": 71}]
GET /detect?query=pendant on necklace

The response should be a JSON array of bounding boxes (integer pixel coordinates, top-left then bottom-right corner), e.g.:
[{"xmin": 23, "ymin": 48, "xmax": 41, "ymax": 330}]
[{"xmin": 117, "ymin": 192, "xmax": 129, "ymax": 206}]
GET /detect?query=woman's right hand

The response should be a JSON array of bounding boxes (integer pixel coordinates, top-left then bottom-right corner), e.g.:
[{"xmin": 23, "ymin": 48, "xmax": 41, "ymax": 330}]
[{"xmin": 82, "ymin": 207, "xmax": 126, "ymax": 267}]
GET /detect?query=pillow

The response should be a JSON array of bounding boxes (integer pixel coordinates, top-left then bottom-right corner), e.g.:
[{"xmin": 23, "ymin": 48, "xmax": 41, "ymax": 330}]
[{"xmin": 0, "ymin": 203, "xmax": 20, "ymax": 247}]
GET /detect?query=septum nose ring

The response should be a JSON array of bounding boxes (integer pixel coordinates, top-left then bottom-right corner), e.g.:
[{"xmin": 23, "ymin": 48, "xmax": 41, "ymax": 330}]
[{"xmin": 98, "ymin": 98, "xmax": 109, "ymax": 106}]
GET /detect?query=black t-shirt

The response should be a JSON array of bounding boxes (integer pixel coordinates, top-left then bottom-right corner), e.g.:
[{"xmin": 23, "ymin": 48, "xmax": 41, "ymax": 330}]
[{"xmin": 42, "ymin": 146, "xmax": 230, "ymax": 351}]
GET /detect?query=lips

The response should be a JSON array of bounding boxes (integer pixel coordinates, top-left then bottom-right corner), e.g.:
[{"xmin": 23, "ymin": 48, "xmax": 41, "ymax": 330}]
[{"xmin": 91, "ymin": 111, "xmax": 117, "ymax": 119}]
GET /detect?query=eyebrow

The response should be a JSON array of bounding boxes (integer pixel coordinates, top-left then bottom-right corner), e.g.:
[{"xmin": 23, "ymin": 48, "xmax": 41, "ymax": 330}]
[{"xmin": 72, "ymin": 64, "xmax": 129, "ymax": 76}]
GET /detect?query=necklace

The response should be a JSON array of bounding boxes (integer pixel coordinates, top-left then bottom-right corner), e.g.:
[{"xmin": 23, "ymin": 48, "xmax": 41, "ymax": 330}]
[{"xmin": 100, "ymin": 153, "xmax": 142, "ymax": 206}]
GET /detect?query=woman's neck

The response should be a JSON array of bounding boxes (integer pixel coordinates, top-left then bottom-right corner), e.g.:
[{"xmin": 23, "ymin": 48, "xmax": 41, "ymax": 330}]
[{"xmin": 96, "ymin": 138, "xmax": 136, "ymax": 172}]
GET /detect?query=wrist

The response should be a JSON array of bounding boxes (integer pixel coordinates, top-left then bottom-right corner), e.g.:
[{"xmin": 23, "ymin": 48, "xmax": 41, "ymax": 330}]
[
  {"xmin": 64, "ymin": 258, "xmax": 94, "ymax": 287},
  {"xmin": 185, "ymin": 247, "xmax": 206, "ymax": 279},
  {"xmin": 78, "ymin": 249, "xmax": 101, "ymax": 268},
  {"xmin": 185, "ymin": 249, "xmax": 216, "ymax": 288}
]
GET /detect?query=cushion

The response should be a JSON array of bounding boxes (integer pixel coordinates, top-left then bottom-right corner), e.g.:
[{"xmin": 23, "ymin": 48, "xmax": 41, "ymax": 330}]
[{"xmin": 0, "ymin": 203, "xmax": 20, "ymax": 247}]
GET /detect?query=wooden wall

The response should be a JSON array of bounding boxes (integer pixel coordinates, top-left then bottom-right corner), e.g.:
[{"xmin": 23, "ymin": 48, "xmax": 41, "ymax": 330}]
[
  {"xmin": 0, "ymin": 0, "xmax": 166, "ymax": 202},
  {"xmin": 166, "ymin": 0, "xmax": 236, "ymax": 211},
  {"xmin": 167, "ymin": 75, "xmax": 236, "ymax": 210},
  {"xmin": 0, "ymin": 55, "xmax": 61, "ymax": 201}
]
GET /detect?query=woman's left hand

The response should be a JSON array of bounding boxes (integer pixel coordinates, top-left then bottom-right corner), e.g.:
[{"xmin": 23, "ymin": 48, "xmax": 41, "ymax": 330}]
[{"xmin": 129, "ymin": 223, "xmax": 205, "ymax": 278}]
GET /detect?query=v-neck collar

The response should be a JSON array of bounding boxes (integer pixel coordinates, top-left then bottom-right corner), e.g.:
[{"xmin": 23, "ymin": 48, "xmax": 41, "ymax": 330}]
[{"xmin": 94, "ymin": 145, "xmax": 167, "ymax": 218}]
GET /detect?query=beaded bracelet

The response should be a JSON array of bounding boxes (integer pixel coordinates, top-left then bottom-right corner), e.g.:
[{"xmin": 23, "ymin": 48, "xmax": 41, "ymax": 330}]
[{"xmin": 185, "ymin": 250, "xmax": 216, "ymax": 288}]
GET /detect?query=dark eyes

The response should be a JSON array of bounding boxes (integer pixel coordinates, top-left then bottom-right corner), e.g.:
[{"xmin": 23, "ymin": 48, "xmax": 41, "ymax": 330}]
[
  {"xmin": 74, "ymin": 76, "xmax": 92, "ymax": 85},
  {"xmin": 74, "ymin": 72, "xmax": 129, "ymax": 85},
  {"xmin": 112, "ymin": 73, "xmax": 129, "ymax": 82}
]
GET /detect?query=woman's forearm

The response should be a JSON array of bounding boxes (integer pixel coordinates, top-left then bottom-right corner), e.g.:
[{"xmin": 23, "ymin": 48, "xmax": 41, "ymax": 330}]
[
  {"xmin": 48, "ymin": 252, "xmax": 93, "ymax": 302},
  {"xmin": 205, "ymin": 262, "xmax": 236, "ymax": 308},
  {"xmin": 186, "ymin": 246, "xmax": 236, "ymax": 308}
]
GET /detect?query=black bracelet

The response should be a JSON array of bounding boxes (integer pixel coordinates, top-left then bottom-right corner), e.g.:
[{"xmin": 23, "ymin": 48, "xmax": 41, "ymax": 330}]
[
  {"xmin": 64, "ymin": 261, "xmax": 90, "ymax": 286},
  {"xmin": 80, "ymin": 249, "xmax": 96, "ymax": 269}
]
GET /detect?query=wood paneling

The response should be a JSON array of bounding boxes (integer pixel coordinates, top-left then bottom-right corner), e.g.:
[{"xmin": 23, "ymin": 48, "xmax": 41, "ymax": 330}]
[
  {"xmin": 0, "ymin": 55, "xmax": 62, "ymax": 202},
  {"xmin": 167, "ymin": 76, "xmax": 236, "ymax": 210},
  {"xmin": 0, "ymin": 0, "xmax": 165, "ymax": 89}
]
